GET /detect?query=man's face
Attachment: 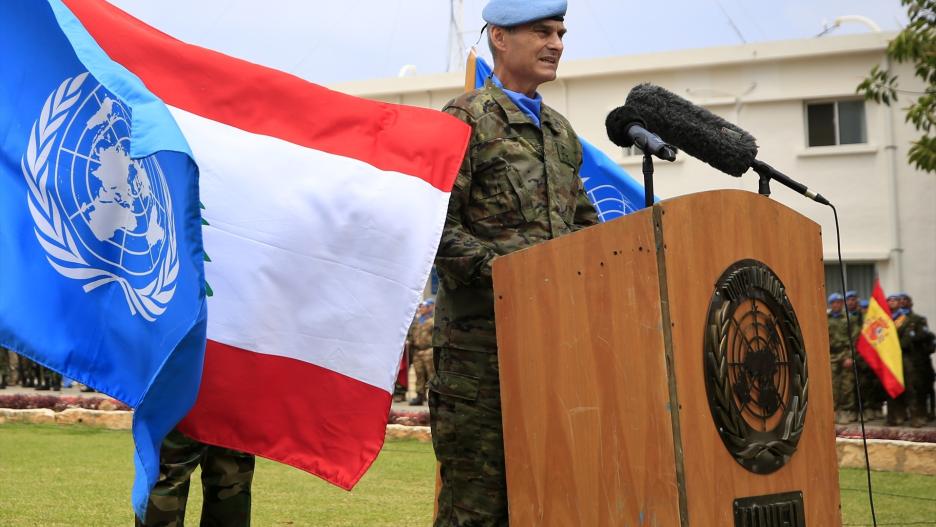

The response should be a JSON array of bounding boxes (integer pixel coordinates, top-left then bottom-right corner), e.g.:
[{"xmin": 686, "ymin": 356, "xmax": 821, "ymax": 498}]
[
  {"xmin": 830, "ymin": 299, "xmax": 844, "ymax": 313},
  {"xmin": 497, "ymin": 20, "xmax": 566, "ymax": 86},
  {"xmin": 845, "ymin": 297, "xmax": 859, "ymax": 312},
  {"xmin": 887, "ymin": 298, "xmax": 900, "ymax": 312},
  {"xmin": 900, "ymin": 296, "xmax": 912, "ymax": 310}
]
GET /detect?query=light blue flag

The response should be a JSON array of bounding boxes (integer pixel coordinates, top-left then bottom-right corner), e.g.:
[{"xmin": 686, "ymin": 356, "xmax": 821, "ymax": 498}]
[
  {"xmin": 0, "ymin": 1, "xmax": 207, "ymax": 517},
  {"xmin": 473, "ymin": 54, "xmax": 653, "ymax": 221}
]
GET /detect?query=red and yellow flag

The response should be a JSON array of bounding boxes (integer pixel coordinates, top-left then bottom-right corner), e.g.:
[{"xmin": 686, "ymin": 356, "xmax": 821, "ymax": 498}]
[{"xmin": 856, "ymin": 280, "xmax": 904, "ymax": 397}]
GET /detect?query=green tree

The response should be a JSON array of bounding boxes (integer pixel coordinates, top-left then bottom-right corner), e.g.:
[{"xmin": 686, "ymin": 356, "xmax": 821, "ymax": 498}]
[{"xmin": 857, "ymin": 0, "xmax": 936, "ymax": 173}]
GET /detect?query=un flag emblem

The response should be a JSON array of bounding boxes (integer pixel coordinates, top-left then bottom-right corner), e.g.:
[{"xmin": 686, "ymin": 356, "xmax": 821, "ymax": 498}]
[{"xmin": 21, "ymin": 73, "xmax": 179, "ymax": 321}]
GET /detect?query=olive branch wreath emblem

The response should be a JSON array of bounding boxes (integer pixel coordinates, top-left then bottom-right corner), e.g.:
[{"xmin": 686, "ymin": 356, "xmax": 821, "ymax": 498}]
[
  {"xmin": 704, "ymin": 260, "xmax": 809, "ymax": 474},
  {"xmin": 21, "ymin": 73, "xmax": 179, "ymax": 322}
]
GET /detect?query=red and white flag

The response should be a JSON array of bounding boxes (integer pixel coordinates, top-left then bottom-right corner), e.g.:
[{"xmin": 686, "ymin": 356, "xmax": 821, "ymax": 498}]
[{"xmin": 66, "ymin": 0, "xmax": 469, "ymax": 488}]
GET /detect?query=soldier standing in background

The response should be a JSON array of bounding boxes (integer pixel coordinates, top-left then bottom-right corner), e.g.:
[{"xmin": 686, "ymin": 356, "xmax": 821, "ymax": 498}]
[
  {"xmin": 17, "ymin": 355, "xmax": 38, "ymax": 388},
  {"xmin": 430, "ymin": 0, "xmax": 599, "ymax": 522},
  {"xmin": 847, "ymin": 291, "xmax": 884, "ymax": 420},
  {"xmin": 885, "ymin": 293, "xmax": 912, "ymax": 425},
  {"xmin": 896, "ymin": 294, "xmax": 934, "ymax": 427},
  {"xmin": 409, "ymin": 299, "xmax": 436, "ymax": 406},
  {"xmin": 828, "ymin": 293, "xmax": 857, "ymax": 423},
  {"xmin": 0, "ymin": 346, "xmax": 8, "ymax": 389},
  {"xmin": 34, "ymin": 363, "xmax": 62, "ymax": 391}
]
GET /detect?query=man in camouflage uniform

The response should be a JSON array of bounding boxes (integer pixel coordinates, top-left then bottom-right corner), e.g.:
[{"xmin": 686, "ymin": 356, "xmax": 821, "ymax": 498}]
[
  {"xmin": 409, "ymin": 299, "xmax": 436, "ymax": 406},
  {"xmin": 135, "ymin": 428, "xmax": 255, "ymax": 527},
  {"xmin": 17, "ymin": 355, "xmax": 38, "ymax": 387},
  {"xmin": 894, "ymin": 294, "xmax": 934, "ymax": 427},
  {"xmin": 34, "ymin": 363, "xmax": 62, "ymax": 391},
  {"xmin": 430, "ymin": 0, "xmax": 598, "ymax": 523},
  {"xmin": 828, "ymin": 293, "xmax": 858, "ymax": 423},
  {"xmin": 0, "ymin": 346, "xmax": 9, "ymax": 389},
  {"xmin": 847, "ymin": 291, "xmax": 884, "ymax": 420}
]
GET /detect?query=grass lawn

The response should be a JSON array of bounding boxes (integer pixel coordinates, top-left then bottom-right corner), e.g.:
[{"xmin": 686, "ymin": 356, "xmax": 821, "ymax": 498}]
[{"xmin": 1, "ymin": 423, "xmax": 934, "ymax": 526}]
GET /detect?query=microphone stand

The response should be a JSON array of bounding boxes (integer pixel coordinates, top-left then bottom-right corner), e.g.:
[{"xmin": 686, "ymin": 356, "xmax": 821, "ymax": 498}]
[
  {"xmin": 750, "ymin": 160, "xmax": 830, "ymax": 205},
  {"xmin": 642, "ymin": 152, "xmax": 654, "ymax": 208}
]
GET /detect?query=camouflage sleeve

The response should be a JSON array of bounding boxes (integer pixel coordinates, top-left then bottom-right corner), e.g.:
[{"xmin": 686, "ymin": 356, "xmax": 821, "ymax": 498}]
[
  {"xmin": 571, "ymin": 139, "xmax": 599, "ymax": 230},
  {"xmin": 435, "ymin": 106, "xmax": 499, "ymax": 287}
]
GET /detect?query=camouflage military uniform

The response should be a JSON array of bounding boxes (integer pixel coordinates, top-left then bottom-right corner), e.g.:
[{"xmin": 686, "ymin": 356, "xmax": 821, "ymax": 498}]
[
  {"xmin": 894, "ymin": 312, "xmax": 934, "ymax": 426},
  {"xmin": 135, "ymin": 428, "xmax": 255, "ymax": 527},
  {"xmin": 17, "ymin": 355, "xmax": 38, "ymax": 387},
  {"xmin": 850, "ymin": 310, "xmax": 885, "ymax": 418},
  {"xmin": 828, "ymin": 310, "xmax": 858, "ymax": 420},
  {"xmin": 0, "ymin": 346, "xmax": 9, "ymax": 388},
  {"xmin": 410, "ymin": 314, "xmax": 435, "ymax": 401},
  {"xmin": 430, "ymin": 79, "xmax": 598, "ymax": 525}
]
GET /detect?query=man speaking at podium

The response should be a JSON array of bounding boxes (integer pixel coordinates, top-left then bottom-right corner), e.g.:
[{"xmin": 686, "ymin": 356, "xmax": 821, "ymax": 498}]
[{"xmin": 430, "ymin": 0, "xmax": 598, "ymax": 523}]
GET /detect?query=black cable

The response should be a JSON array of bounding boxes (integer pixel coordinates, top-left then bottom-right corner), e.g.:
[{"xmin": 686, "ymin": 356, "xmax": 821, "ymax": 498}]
[
  {"xmin": 840, "ymin": 487, "xmax": 936, "ymax": 502},
  {"xmin": 830, "ymin": 203, "xmax": 878, "ymax": 527}
]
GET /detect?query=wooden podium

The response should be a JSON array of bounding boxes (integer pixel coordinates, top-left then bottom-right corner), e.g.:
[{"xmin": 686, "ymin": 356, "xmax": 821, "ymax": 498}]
[{"xmin": 492, "ymin": 190, "xmax": 841, "ymax": 526}]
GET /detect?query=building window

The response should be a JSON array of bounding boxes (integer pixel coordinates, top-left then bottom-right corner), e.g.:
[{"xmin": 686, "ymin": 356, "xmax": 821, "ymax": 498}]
[
  {"xmin": 823, "ymin": 262, "xmax": 875, "ymax": 302},
  {"xmin": 806, "ymin": 100, "xmax": 867, "ymax": 147}
]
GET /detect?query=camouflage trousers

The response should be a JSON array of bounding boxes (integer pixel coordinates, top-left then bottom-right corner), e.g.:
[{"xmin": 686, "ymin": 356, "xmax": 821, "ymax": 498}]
[
  {"xmin": 412, "ymin": 347, "xmax": 435, "ymax": 397},
  {"xmin": 429, "ymin": 347, "xmax": 508, "ymax": 526},
  {"xmin": 135, "ymin": 428, "xmax": 255, "ymax": 527},
  {"xmin": 0, "ymin": 348, "xmax": 8, "ymax": 387},
  {"xmin": 830, "ymin": 355, "xmax": 856, "ymax": 413}
]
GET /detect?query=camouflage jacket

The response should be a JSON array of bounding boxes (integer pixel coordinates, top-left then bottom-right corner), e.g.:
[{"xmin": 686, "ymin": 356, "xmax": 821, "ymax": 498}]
[
  {"xmin": 827, "ymin": 311, "xmax": 856, "ymax": 360},
  {"xmin": 896, "ymin": 312, "xmax": 934, "ymax": 364},
  {"xmin": 433, "ymin": 80, "xmax": 599, "ymax": 352},
  {"xmin": 410, "ymin": 316, "xmax": 434, "ymax": 351}
]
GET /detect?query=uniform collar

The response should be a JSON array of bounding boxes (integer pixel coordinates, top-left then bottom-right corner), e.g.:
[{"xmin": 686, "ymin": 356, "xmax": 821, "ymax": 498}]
[{"xmin": 485, "ymin": 77, "xmax": 543, "ymax": 127}]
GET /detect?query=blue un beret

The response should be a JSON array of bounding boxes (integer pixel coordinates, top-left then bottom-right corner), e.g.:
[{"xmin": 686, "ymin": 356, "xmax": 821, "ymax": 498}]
[
  {"xmin": 828, "ymin": 293, "xmax": 844, "ymax": 303},
  {"xmin": 483, "ymin": 0, "xmax": 567, "ymax": 27},
  {"xmin": 845, "ymin": 290, "xmax": 858, "ymax": 299},
  {"xmin": 860, "ymin": 300, "xmax": 869, "ymax": 308}
]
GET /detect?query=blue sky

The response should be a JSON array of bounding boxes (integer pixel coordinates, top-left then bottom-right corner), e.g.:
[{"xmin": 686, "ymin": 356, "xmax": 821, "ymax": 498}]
[{"xmin": 108, "ymin": 0, "xmax": 906, "ymax": 85}]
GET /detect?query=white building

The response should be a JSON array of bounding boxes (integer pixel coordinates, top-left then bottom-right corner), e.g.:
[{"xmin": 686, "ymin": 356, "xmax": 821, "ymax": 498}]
[{"xmin": 335, "ymin": 32, "xmax": 935, "ymax": 319}]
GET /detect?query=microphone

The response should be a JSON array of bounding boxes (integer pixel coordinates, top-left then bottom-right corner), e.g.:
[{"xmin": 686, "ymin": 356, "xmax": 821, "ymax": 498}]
[
  {"xmin": 605, "ymin": 106, "xmax": 677, "ymax": 162},
  {"xmin": 623, "ymin": 83, "xmax": 757, "ymax": 177},
  {"xmin": 622, "ymin": 83, "xmax": 829, "ymax": 204}
]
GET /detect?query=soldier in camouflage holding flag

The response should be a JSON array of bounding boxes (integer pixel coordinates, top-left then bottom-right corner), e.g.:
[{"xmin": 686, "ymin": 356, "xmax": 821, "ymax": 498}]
[{"xmin": 430, "ymin": 0, "xmax": 598, "ymax": 523}]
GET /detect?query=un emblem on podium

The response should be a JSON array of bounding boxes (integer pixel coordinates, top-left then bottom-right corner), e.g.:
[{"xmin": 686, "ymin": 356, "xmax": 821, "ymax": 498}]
[{"xmin": 704, "ymin": 260, "xmax": 808, "ymax": 474}]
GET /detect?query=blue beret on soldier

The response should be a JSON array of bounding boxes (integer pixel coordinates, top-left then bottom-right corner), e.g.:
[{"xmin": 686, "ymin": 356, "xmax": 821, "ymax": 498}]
[
  {"xmin": 860, "ymin": 299, "xmax": 869, "ymax": 308},
  {"xmin": 845, "ymin": 290, "xmax": 858, "ymax": 299},
  {"xmin": 886, "ymin": 293, "xmax": 901, "ymax": 301},
  {"xmin": 482, "ymin": 0, "xmax": 567, "ymax": 27},
  {"xmin": 827, "ymin": 293, "xmax": 843, "ymax": 303}
]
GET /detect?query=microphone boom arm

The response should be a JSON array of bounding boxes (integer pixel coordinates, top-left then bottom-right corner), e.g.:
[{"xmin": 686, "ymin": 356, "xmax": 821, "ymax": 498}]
[{"xmin": 750, "ymin": 160, "xmax": 830, "ymax": 205}]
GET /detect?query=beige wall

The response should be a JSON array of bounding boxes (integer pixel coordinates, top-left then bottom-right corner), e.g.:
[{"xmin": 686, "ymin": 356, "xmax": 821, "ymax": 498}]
[{"xmin": 334, "ymin": 33, "xmax": 936, "ymax": 319}]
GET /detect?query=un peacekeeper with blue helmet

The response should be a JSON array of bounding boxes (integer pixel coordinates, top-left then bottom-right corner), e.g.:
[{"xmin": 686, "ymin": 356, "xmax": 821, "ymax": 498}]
[{"xmin": 430, "ymin": 0, "xmax": 598, "ymax": 524}]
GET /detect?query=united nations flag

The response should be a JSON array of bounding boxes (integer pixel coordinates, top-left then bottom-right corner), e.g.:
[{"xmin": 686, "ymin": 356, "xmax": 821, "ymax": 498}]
[{"xmin": 0, "ymin": 1, "xmax": 207, "ymax": 517}]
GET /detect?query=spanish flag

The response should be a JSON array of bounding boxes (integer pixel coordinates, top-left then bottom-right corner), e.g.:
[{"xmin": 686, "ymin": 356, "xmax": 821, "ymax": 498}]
[{"xmin": 856, "ymin": 280, "xmax": 904, "ymax": 398}]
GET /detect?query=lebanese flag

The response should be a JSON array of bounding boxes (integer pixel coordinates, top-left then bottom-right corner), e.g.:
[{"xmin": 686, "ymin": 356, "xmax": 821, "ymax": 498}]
[
  {"xmin": 65, "ymin": 0, "xmax": 469, "ymax": 488},
  {"xmin": 856, "ymin": 280, "xmax": 904, "ymax": 398}
]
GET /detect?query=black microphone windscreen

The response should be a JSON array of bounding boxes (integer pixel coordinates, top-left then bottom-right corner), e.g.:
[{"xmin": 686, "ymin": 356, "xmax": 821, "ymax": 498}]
[
  {"xmin": 624, "ymin": 84, "xmax": 758, "ymax": 177},
  {"xmin": 605, "ymin": 106, "xmax": 645, "ymax": 148}
]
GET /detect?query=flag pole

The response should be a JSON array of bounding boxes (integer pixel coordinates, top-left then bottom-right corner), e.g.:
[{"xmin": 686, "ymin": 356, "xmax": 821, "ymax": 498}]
[{"xmin": 464, "ymin": 47, "xmax": 478, "ymax": 93}]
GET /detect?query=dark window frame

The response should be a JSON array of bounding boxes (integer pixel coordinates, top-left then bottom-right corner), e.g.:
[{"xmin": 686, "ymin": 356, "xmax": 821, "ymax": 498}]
[{"xmin": 804, "ymin": 98, "xmax": 867, "ymax": 147}]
